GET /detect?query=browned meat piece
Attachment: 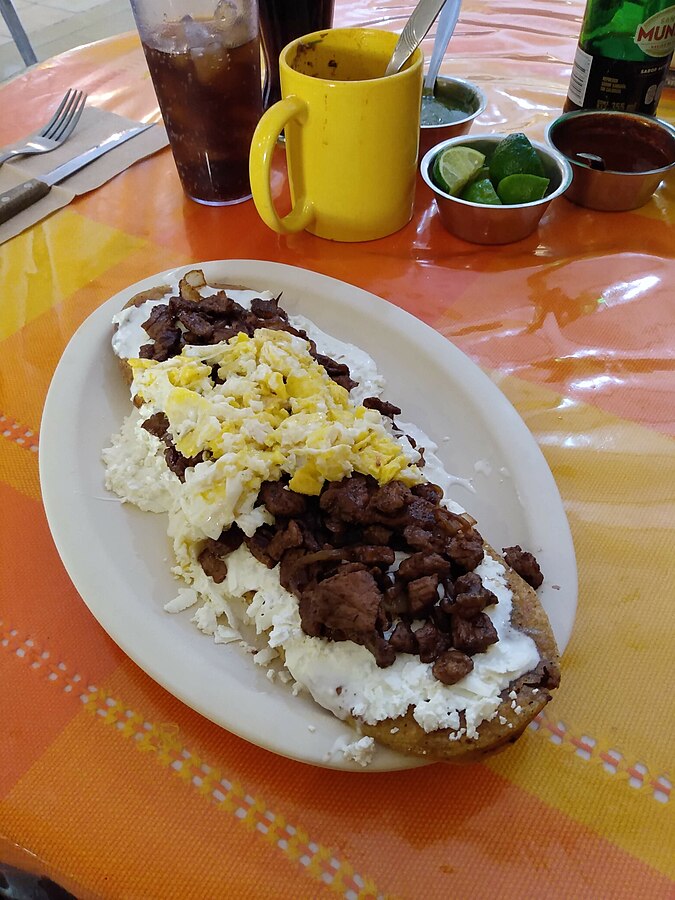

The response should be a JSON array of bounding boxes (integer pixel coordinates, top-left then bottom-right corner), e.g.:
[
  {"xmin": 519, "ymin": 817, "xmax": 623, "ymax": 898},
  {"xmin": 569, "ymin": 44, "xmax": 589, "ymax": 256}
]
[
  {"xmin": 143, "ymin": 303, "xmax": 175, "ymax": 338},
  {"xmin": 299, "ymin": 569, "xmax": 382, "ymax": 638},
  {"xmin": 411, "ymin": 482, "xmax": 443, "ymax": 504},
  {"xmin": 350, "ymin": 545, "xmax": 396, "ymax": 567},
  {"xmin": 245, "ymin": 526, "xmax": 275, "ymax": 567},
  {"xmin": 402, "ymin": 525, "xmax": 444, "ymax": 553},
  {"xmin": 314, "ymin": 353, "xmax": 357, "ymax": 392},
  {"xmin": 432, "ymin": 650, "xmax": 474, "ymax": 685},
  {"xmin": 362, "ymin": 396, "xmax": 402, "ymax": 418},
  {"xmin": 176, "ymin": 308, "xmax": 214, "ymax": 339},
  {"xmin": 198, "ymin": 544, "xmax": 228, "ymax": 584},
  {"xmin": 388, "ymin": 621, "xmax": 418, "ymax": 653},
  {"xmin": 452, "ymin": 572, "xmax": 498, "ymax": 619},
  {"xmin": 163, "ymin": 445, "xmax": 204, "ymax": 482},
  {"xmin": 407, "ymin": 574, "xmax": 440, "ymax": 616},
  {"xmin": 431, "ymin": 603, "xmax": 453, "ymax": 633},
  {"xmin": 397, "ymin": 551, "xmax": 451, "ymax": 582},
  {"xmin": 279, "ymin": 548, "xmax": 313, "ymax": 595},
  {"xmin": 197, "ymin": 291, "xmax": 243, "ymax": 317},
  {"xmin": 414, "ymin": 622, "xmax": 451, "ymax": 663},
  {"xmin": 447, "ymin": 531, "xmax": 484, "ymax": 572},
  {"xmin": 251, "ymin": 295, "xmax": 288, "ymax": 320},
  {"xmin": 382, "ymin": 582, "xmax": 408, "ymax": 617},
  {"xmin": 140, "ymin": 305, "xmax": 183, "ymax": 361},
  {"xmin": 364, "ymin": 634, "xmax": 397, "ymax": 668},
  {"xmin": 259, "ymin": 480, "xmax": 308, "ymax": 518},
  {"xmin": 140, "ymin": 323, "xmax": 183, "ymax": 362},
  {"xmin": 403, "ymin": 496, "xmax": 437, "ymax": 530},
  {"xmin": 211, "ymin": 325, "xmax": 243, "ymax": 343},
  {"xmin": 294, "ymin": 518, "xmax": 322, "ymax": 553},
  {"xmin": 267, "ymin": 520, "xmax": 304, "ymax": 562},
  {"xmin": 451, "ymin": 612, "xmax": 498, "ymax": 655},
  {"xmin": 369, "ymin": 481, "xmax": 412, "ymax": 514},
  {"xmin": 212, "ymin": 525, "xmax": 244, "ymax": 555},
  {"xmin": 503, "ymin": 545, "xmax": 544, "ymax": 589},
  {"xmin": 361, "ymin": 524, "xmax": 393, "ymax": 545},
  {"xmin": 141, "ymin": 412, "xmax": 170, "ymax": 439},
  {"xmin": 319, "ymin": 475, "xmax": 371, "ymax": 523}
]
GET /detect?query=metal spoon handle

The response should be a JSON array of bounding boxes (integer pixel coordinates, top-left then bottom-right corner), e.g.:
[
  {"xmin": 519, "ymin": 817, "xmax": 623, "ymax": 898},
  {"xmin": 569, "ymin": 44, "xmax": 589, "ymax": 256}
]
[
  {"xmin": 424, "ymin": 0, "xmax": 462, "ymax": 90},
  {"xmin": 385, "ymin": 0, "xmax": 449, "ymax": 77}
]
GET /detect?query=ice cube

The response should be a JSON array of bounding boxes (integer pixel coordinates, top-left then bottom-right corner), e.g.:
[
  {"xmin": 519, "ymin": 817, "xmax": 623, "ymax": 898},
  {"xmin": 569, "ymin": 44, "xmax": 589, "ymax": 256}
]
[
  {"xmin": 183, "ymin": 14, "xmax": 215, "ymax": 51},
  {"xmin": 214, "ymin": 0, "xmax": 237, "ymax": 28}
]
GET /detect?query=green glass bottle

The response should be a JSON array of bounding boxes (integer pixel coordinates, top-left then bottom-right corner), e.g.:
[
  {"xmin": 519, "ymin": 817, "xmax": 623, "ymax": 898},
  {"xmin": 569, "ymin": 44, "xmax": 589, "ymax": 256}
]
[{"xmin": 564, "ymin": 0, "xmax": 675, "ymax": 114}]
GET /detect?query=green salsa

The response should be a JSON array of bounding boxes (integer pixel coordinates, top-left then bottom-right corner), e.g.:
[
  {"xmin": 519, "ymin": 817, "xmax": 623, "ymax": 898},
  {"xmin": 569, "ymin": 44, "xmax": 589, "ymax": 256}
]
[{"xmin": 420, "ymin": 90, "xmax": 472, "ymax": 126}]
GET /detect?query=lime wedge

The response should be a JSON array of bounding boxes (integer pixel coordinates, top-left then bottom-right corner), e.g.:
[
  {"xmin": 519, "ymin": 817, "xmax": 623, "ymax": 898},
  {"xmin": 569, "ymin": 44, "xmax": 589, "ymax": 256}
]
[
  {"xmin": 496, "ymin": 174, "xmax": 550, "ymax": 204},
  {"xmin": 489, "ymin": 133, "xmax": 545, "ymax": 183},
  {"xmin": 460, "ymin": 177, "xmax": 503, "ymax": 205},
  {"xmin": 432, "ymin": 146, "xmax": 486, "ymax": 196}
]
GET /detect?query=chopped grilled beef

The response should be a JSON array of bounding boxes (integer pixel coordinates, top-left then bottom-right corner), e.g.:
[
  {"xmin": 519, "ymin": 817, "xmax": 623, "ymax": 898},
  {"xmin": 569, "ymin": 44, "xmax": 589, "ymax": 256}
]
[
  {"xmin": 259, "ymin": 480, "xmax": 308, "ymax": 518},
  {"xmin": 450, "ymin": 572, "xmax": 498, "ymax": 619},
  {"xmin": 502, "ymin": 545, "xmax": 544, "ymax": 589},
  {"xmin": 432, "ymin": 650, "xmax": 474, "ymax": 685},
  {"xmin": 141, "ymin": 412, "xmax": 170, "ymax": 439},
  {"xmin": 451, "ymin": 612, "xmax": 498, "ymax": 655},
  {"xmin": 362, "ymin": 396, "xmax": 402, "ymax": 418}
]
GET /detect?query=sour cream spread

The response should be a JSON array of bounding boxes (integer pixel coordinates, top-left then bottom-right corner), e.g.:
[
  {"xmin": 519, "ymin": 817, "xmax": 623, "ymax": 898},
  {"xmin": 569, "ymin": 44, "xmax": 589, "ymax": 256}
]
[{"xmin": 104, "ymin": 280, "xmax": 540, "ymax": 744}]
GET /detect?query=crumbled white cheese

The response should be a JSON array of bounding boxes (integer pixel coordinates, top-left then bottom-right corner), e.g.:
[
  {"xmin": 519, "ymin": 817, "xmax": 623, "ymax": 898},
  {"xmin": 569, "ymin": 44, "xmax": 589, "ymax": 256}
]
[{"xmin": 342, "ymin": 736, "xmax": 376, "ymax": 767}]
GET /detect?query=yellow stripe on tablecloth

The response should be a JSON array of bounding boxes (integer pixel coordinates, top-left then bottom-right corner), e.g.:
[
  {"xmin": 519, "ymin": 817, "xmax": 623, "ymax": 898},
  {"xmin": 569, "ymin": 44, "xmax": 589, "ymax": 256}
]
[
  {"xmin": 0, "ymin": 208, "xmax": 144, "ymax": 342},
  {"xmin": 487, "ymin": 725, "xmax": 674, "ymax": 879},
  {"xmin": 487, "ymin": 372, "xmax": 674, "ymax": 875}
]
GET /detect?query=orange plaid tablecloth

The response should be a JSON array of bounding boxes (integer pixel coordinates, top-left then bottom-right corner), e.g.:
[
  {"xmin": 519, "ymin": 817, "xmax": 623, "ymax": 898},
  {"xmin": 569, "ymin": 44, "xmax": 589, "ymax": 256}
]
[{"xmin": 1, "ymin": 1, "xmax": 673, "ymax": 897}]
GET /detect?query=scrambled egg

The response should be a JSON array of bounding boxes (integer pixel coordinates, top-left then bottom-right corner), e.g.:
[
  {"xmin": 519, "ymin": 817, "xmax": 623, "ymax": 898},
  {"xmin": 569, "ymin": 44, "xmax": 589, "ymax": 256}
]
[{"xmin": 129, "ymin": 328, "xmax": 421, "ymax": 543}]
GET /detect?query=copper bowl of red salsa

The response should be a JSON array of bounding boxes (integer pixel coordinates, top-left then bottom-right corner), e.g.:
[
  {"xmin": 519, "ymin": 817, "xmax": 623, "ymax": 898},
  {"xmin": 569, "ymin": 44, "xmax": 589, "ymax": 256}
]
[{"xmin": 546, "ymin": 110, "xmax": 675, "ymax": 211}]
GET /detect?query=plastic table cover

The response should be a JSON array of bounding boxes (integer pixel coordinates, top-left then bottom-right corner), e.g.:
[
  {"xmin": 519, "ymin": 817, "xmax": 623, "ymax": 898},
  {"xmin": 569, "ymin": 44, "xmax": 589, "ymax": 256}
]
[{"xmin": 0, "ymin": 1, "xmax": 673, "ymax": 897}]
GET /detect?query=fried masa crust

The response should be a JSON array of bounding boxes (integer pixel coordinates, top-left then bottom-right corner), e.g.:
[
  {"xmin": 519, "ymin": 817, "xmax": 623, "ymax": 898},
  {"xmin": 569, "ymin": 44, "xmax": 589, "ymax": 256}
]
[{"xmin": 350, "ymin": 545, "xmax": 560, "ymax": 763}]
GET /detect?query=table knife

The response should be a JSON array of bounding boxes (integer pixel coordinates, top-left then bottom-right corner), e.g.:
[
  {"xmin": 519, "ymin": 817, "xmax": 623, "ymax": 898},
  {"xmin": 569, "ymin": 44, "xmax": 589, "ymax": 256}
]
[
  {"xmin": 0, "ymin": 123, "xmax": 154, "ymax": 225},
  {"xmin": 385, "ymin": 0, "xmax": 450, "ymax": 76}
]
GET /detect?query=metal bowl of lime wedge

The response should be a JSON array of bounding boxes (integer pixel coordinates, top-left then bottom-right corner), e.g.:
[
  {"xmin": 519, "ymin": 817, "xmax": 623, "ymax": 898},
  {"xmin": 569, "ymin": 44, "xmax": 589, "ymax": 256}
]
[{"xmin": 420, "ymin": 133, "xmax": 573, "ymax": 244}]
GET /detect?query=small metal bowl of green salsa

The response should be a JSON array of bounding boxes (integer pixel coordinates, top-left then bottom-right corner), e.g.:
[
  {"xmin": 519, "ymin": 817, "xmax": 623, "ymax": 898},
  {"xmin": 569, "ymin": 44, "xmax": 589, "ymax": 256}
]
[{"xmin": 419, "ymin": 76, "xmax": 487, "ymax": 157}]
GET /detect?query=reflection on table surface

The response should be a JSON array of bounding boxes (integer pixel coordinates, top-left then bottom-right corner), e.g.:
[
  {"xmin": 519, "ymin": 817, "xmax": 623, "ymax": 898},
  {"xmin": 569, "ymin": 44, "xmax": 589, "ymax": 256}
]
[{"xmin": 0, "ymin": 0, "xmax": 673, "ymax": 897}]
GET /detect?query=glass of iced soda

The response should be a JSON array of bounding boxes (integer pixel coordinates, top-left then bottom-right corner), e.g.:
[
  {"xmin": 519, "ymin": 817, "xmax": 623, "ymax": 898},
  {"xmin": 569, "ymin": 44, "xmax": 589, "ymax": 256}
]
[{"xmin": 130, "ymin": 0, "xmax": 263, "ymax": 205}]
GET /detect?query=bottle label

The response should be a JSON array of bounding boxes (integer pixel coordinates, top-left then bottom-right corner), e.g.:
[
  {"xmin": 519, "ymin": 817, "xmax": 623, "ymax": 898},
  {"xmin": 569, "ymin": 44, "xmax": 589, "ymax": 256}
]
[
  {"xmin": 566, "ymin": 50, "xmax": 672, "ymax": 113},
  {"xmin": 634, "ymin": 6, "xmax": 675, "ymax": 58},
  {"xmin": 567, "ymin": 45, "xmax": 593, "ymax": 107}
]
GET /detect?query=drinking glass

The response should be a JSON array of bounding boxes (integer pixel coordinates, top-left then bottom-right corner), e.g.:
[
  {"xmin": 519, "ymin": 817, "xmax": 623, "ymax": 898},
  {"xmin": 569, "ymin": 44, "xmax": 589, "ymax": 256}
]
[
  {"xmin": 259, "ymin": 0, "xmax": 335, "ymax": 107},
  {"xmin": 129, "ymin": 0, "xmax": 263, "ymax": 205}
]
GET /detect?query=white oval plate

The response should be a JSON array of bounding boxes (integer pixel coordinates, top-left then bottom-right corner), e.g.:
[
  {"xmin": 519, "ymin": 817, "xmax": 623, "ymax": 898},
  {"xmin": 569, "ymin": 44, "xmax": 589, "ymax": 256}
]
[{"xmin": 40, "ymin": 260, "xmax": 577, "ymax": 771}]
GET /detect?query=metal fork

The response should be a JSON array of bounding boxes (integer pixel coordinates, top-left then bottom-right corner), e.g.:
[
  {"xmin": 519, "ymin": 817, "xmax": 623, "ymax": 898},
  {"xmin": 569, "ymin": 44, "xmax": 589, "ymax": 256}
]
[{"xmin": 0, "ymin": 89, "xmax": 87, "ymax": 168}]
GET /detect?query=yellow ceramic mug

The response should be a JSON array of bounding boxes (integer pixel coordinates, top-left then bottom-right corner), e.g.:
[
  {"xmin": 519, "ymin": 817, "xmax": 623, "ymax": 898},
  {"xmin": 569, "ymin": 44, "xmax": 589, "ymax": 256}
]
[{"xmin": 249, "ymin": 28, "xmax": 423, "ymax": 242}]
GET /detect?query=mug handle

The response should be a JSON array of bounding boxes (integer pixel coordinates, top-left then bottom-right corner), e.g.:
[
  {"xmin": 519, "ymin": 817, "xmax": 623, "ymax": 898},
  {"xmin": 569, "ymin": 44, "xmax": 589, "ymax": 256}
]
[{"xmin": 249, "ymin": 96, "xmax": 314, "ymax": 234}]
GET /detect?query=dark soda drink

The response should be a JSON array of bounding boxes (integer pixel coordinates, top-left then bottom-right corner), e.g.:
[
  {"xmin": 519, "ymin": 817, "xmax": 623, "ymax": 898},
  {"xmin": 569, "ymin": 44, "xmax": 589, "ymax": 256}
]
[
  {"xmin": 259, "ymin": 0, "xmax": 335, "ymax": 106},
  {"xmin": 141, "ymin": 17, "xmax": 263, "ymax": 204}
]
